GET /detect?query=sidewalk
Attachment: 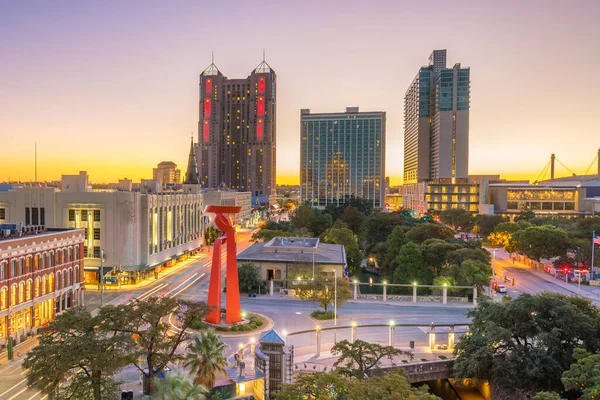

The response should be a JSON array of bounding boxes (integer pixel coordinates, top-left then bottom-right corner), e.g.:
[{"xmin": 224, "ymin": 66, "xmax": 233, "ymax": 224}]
[{"xmin": 84, "ymin": 252, "xmax": 210, "ymax": 293}]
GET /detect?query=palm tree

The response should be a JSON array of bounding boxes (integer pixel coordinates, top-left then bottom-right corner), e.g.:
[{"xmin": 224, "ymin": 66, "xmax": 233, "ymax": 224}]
[
  {"xmin": 184, "ymin": 330, "xmax": 229, "ymax": 389},
  {"xmin": 153, "ymin": 373, "xmax": 208, "ymax": 400}
]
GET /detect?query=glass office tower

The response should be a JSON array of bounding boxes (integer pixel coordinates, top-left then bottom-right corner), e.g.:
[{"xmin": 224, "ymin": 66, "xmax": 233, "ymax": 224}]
[{"xmin": 300, "ymin": 107, "xmax": 386, "ymax": 208}]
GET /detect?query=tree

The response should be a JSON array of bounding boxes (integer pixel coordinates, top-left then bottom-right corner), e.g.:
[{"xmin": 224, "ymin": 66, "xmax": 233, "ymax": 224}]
[
  {"xmin": 237, "ymin": 262, "xmax": 264, "ymax": 293},
  {"xmin": 331, "ymin": 339, "xmax": 413, "ymax": 379},
  {"xmin": 340, "ymin": 206, "xmax": 365, "ymax": 235},
  {"xmin": 475, "ymin": 214, "xmax": 506, "ymax": 237},
  {"xmin": 23, "ymin": 307, "xmax": 126, "ymax": 400},
  {"xmin": 421, "ymin": 239, "xmax": 461, "ymax": 277},
  {"xmin": 295, "ymin": 276, "xmax": 352, "ymax": 312},
  {"xmin": 561, "ymin": 348, "xmax": 600, "ymax": 400},
  {"xmin": 512, "ymin": 225, "xmax": 570, "ymax": 261},
  {"xmin": 362, "ymin": 211, "xmax": 409, "ymax": 252},
  {"xmin": 439, "ymin": 209, "xmax": 474, "ymax": 233},
  {"xmin": 153, "ymin": 373, "xmax": 208, "ymax": 400},
  {"xmin": 393, "ymin": 242, "xmax": 433, "ymax": 285},
  {"xmin": 514, "ymin": 207, "xmax": 536, "ymax": 222},
  {"xmin": 488, "ymin": 221, "xmax": 532, "ymax": 251},
  {"xmin": 184, "ymin": 330, "xmax": 229, "ymax": 389},
  {"xmin": 102, "ymin": 297, "xmax": 210, "ymax": 395},
  {"xmin": 453, "ymin": 293, "xmax": 600, "ymax": 399},
  {"xmin": 291, "ymin": 205, "xmax": 316, "ymax": 232},
  {"xmin": 321, "ymin": 227, "xmax": 361, "ymax": 275},
  {"xmin": 274, "ymin": 371, "xmax": 439, "ymax": 400},
  {"xmin": 444, "ymin": 260, "xmax": 492, "ymax": 293},
  {"xmin": 406, "ymin": 223, "xmax": 453, "ymax": 244},
  {"xmin": 381, "ymin": 226, "xmax": 407, "ymax": 275},
  {"xmin": 251, "ymin": 229, "xmax": 294, "ymax": 242},
  {"xmin": 310, "ymin": 210, "xmax": 333, "ymax": 237},
  {"xmin": 204, "ymin": 227, "xmax": 220, "ymax": 246},
  {"xmin": 445, "ymin": 247, "xmax": 490, "ymax": 267}
]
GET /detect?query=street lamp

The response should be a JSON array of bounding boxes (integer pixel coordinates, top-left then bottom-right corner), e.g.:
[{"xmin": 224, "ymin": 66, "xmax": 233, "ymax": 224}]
[
  {"xmin": 332, "ymin": 269, "xmax": 337, "ymax": 343},
  {"xmin": 312, "ymin": 247, "xmax": 315, "ymax": 279},
  {"xmin": 100, "ymin": 249, "xmax": 106, "ymax": 306},
  {"xmin": 492, "ymin": 249, "xmax": 496, "ymax": 277}
]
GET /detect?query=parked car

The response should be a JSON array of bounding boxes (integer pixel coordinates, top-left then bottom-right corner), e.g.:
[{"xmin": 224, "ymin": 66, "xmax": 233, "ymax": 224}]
[{"xmin": 497, "ymin": 284, "xmax": 507, "ymax": 293}]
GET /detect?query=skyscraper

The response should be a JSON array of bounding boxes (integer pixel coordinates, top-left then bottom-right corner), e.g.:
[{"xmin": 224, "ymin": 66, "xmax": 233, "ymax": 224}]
[
  {"xmin": 403, "ymin": 49, "xmax": 470, "ymax": 184},
  {"xmin": 197, "ymin": 57, "xmax": 276, "ymax": 204},
  {"xmin": 300, "ymin": 107, "xmax": 386, "ymax": 208}
]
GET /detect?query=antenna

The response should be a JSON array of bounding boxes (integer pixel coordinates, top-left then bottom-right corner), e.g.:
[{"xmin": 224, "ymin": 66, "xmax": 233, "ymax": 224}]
[
  {"xmin": 35, "ymin": 142, "xmax": 37, "ymax": 182},
  {"xmin": 211, "ymin": 51, "xmax": 214, "ymax": 64},
  {"xmin": 263, "ymin": 48, "xmax": 266, "ymax": 62}
]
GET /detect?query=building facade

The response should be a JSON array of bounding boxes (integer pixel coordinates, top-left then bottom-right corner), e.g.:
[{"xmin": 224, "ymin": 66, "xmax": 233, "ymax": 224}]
[
  {"xmin": 0, "ymin": 178, "xmax": 208, "ymax": 284},
  {"xmin": 403, "ymin": 50, "xmax": 470, "ymax": 184},
  {"xmin": 0, "ymin": 226, "xmax": 85, "ymax": 344},
  {"xmin": 300, "ymin": 107, "xmax": 386, "ymax": 209},
  {"xmin": 153, "ymin": 161, "xmax": 181, "ymax": 187},
  {"xmin": 197, "ymin": 59, "xmax": 277, "ymax": 204}
]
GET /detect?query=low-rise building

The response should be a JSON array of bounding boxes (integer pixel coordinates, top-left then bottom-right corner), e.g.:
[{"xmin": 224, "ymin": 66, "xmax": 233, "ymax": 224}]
[
  {"xmin": 0, "ymin": 225, "xmax": 85, "ymax": 344},
  {"xmin": 236, "ymin": 237, "xmax": 347, "ymax": 283}
]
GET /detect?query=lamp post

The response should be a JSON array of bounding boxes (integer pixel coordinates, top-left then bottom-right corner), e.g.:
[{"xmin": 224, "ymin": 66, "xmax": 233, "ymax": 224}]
[
  {"xmin": 332, "ymin": 269, "xmax": 337, "ymax": 343},
  {"xmin": 492, "ymin": 249, "xmax": 496, "ymax": 277},
  {"xmin": 100, "ymin": 249, "xmax": 106, "ymax": 307},
  {"xmin": 312, "ymin": 247, "xmax": 315, "ymax": 279}
]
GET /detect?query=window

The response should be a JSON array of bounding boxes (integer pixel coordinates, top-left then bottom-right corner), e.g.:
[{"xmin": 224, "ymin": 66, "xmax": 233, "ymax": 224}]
[
  {"xmin": 0, "ymin": 288, "xmax": 7, "ymax": 310},
  {"xmin": 56, "ymin": 272, "xmax": 61, "ymax": 290},
  {"xmin": 10, "ymin": 260, "xmax": 16, "ymax": 277},
  {"xmin": 40, "ymin": 207, "xmax": 45, "ymax": 226},
  {"xmin": 0, "ymin": 262, "xmax": 5, "ymax": 280},
  {"xmin": 18, "ymin": 259, "xmax": 24, "ymax": 275},
  {"xmin": 19, "ymin": 282, "xmax": 24, "ymax": 303},
  {"xmin": 0, "ymin": 208, "xmax": 5, "ymax": 219},
  {"xmin": 42, "ymin": 276, "xmax": 47, "ymax": 295},
  {"xmin": 84, "ymin": 246, "xmax": 88, "ymax": 257},
  {"xmin": 35, "ymin": 278, "xmax": 40, "ymax": 298},
  {"xmin": 25, "ymin": 207, "xmax": 30, "ymax": 225},
  {"xmin": 93, "ymin": 210, "xmax": 101, "ymax": 221},
  {"xmin": 68, "ymin": 209, "xmax": 76, "ymax": 222},
  {"xmin": 26, "ymin": 280, "xmax": 31, "ymax": 301},
  {"xmin": 10, "ymin": 285, "xmax": 16, "ymax": 307},
  {"xmin": 74, "ymin": 266, "xmax": 79, "ymax": 283},
  {"xmin": 93, "ymin": 247, "xmax": 101, "ymax": 259},
  {"xmin": 93, "ymin": 228, "xmax": 101, "ymax": 240},
  {"xmin": 32, "ymin": 208, "xmax": 39, "ymax": 225},
  {"xmin": 49, "ymin": 273, "xmax": 54, "ymax": 292},
  {"xmin": 81, "ymin": 209, "xmax": 88, "ymax": 220}
]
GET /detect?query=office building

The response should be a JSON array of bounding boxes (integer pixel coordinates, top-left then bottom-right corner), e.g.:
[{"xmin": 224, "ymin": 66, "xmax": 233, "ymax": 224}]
[
  {"xmin": 404, "ymin": 49, "xmax": 470, "ymax": 183},
  {"xmin": 197, "ymin": 58, "xmax": 277, "ymax": 205},
  {"xmin": 153, "ymin": 161, "xmax": 181, "ymax": 187},
  {"xmin": 300, "ymin": 107, "xmax": 386, "ymax": 208},
  {"xmin": 0, "ymin": 225, "xmax": 85, "ymax": 344}
]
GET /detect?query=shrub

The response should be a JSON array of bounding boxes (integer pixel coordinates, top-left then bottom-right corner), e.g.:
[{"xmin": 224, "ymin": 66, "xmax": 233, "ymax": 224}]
[
  {"xmin": 311, "ymin": 310, "xmax": 335, "ymax": 320},
  {"xmin": 438, "ymin": 355, "xmax": 447, "ymax": 360}
]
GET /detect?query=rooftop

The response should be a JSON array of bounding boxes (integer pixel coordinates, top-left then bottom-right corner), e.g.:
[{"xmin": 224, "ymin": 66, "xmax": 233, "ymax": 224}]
[
  {"xmin": 0, "ymin": 224, "xmax": 81, "ymax": 242},
  {"xmin": 237, "ymin": 237, "xmax": 346, "ymax": 265}
]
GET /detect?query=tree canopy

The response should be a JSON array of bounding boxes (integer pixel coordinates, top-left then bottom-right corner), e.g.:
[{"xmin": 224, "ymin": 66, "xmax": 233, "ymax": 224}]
[
  {"xmin": 453, "ymin": 293, "xmax": 600, "ymax": 399},
  {"xmin": 237, "ymin": 262, "xmax": 264, "ymax": 293},
  {"xmin": 294, "ymin": 276, "xmax": 352, "ymax": 312},
  {"xmin": 331, "ymin": 339, "xmax": 413, "ymax": 379},
  {"xmin": 406, "ymin": 223, "xmax": 453, "ymax": 244},
  {"xmin": 321, "ymin": 227, "xmax": 362, "ymax": 274}
]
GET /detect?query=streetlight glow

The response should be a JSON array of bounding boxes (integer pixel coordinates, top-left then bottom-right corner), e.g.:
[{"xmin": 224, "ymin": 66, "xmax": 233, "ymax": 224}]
[
  {"xmin": 413, "ymin": 281, "xmax": 417, "ymax": 286},
  {"xmin": 389, "ymin": 320, "xmax": 395, "ymax": 326}
]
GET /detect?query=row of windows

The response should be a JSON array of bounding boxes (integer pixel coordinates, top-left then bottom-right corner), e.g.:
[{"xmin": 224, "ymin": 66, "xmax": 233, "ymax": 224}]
[
  {"xmin": 0, "ymin": 245, "xmax": 80, "ymax": 280},
  {"xmin": 68, "ymin": 209, "xmax": 101, "ymax": 222},
  {"xmin": 0, "ymin": 267, "xmax": 78, "ymax": 310},
  {"xmin": 25, "ymin": 207, "xmax": 45, "ymax": 226}
]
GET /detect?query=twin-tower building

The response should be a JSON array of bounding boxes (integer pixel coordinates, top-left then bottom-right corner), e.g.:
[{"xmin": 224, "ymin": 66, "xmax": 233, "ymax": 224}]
[{"xmin": 196, "ymin": 59, "xmax": 277, "ymax": 205}]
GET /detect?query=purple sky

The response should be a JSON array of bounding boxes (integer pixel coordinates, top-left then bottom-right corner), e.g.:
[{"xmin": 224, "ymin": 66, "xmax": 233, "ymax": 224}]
[{"xmin": 1, "ymin": 0, "xmax": 599, "ymax": 184}]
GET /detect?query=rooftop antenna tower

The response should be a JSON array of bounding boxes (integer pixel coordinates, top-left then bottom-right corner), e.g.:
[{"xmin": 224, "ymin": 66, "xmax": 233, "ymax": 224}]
[{"xmin": 35, "ymin": 142, "xmax": 37, "ymax": 182}]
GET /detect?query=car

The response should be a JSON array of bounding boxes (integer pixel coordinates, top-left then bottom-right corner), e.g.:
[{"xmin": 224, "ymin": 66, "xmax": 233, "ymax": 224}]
[{"xmin": 497, "ymin": 284, "xmax": 507, "ymax": 293}]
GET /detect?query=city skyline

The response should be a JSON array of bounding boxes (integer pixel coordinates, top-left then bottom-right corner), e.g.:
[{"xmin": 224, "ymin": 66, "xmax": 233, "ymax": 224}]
[{"xmin": 1, "ymin": 0, "xmax": 599, "ymax": 185}]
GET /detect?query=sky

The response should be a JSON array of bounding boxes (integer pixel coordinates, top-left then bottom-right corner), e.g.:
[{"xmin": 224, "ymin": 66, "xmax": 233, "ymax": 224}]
[{"xmin": 1, "ymin": 0, "xmax": 599, "ymax": 186}]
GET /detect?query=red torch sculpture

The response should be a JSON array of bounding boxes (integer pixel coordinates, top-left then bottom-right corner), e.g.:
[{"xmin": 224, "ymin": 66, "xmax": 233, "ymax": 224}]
[{"xmin": 204, "ymin": 205, "xmax": 242, "ymax": 325}]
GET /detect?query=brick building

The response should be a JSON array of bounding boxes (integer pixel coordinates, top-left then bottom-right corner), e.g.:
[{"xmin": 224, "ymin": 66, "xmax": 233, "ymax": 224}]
[{"xmin": 0, "ymin": 224, "xmax": 85, "ymax": 344}]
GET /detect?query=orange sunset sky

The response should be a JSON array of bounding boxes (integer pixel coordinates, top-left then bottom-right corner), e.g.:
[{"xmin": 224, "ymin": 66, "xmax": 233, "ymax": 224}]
[{"xmin": 1, "ymin": 1, "xmax": 599, "ymax": 186}]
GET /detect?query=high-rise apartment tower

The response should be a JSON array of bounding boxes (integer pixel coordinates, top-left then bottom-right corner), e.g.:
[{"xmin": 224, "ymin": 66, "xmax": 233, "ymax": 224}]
[
  {"xmin": 197, "ymin": 58, "xmax": 276, "ymax": 204},
  {"xmin": 300, "ymin": 107, "xmax": 386, "ymax": 208},
  {"xmin": 404, "ymin": 50, "xmax": 470, "ymax": 184}
]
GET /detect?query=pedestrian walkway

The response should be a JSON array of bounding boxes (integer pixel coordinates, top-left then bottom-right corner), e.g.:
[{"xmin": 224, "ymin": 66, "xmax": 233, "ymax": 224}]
[{"xmin": 84, "ymin": 252, "xmax": 210, "ymax": 294}]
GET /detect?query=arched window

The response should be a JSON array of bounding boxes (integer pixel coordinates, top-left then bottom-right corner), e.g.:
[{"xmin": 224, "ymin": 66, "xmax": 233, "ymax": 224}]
[
  {"xmin": 49, "ymin": 251, "xmax": 54, "ymax": 268},
  {"xmin": 35, "ymin": 277, "xmax": 40, "ymax": 298},
  {"xmin": 0, "ymin": 262, "xmax": 6, "ymax": 280},
  {"xmin": 10, "ymin": 260, "xmax": 16, "ymax": 278},
  {"xmin": 18, "ymin": 258, "xmax": 24, "ymax": 276},
  {"xmin": 74, "ymin": 266, "xmax": 79, "ymax": 284},
  {"xmin": 67, "ymin": 268, "xmax": 72, "ymax": 286},
  {"xmin": 0, "ymin": 287, "xmax": 7, "ymax": 310},
  {"xmin": 75, "ymin": 245, "xmax": 79, "ymax": 260},
  {"xmin": 56, "ymin": 271, "xmax": 61, "ymax": 290},
  {"xmin": 41, "ymin": 252, "xmax": 46, "ymax": 269},
  {"xmin": 26, "ymin": 280, "xmax": 32, "ymax": 301},
  {"xmin": 18, "ymin": 282, "xmax": 24, "ymax": 304},
  {"xmin": 10, "ymin": 284, "xmax": 16, "ymax": 306},
  {"xmin": 42, "ymin": 275, "xmax": 47, "ymax": 295},
  {"xmin": 49, "ymin": 273, "xmax": 54, "ymax": 292},
  {"xmin": 62, "ymin": 270, "xmax": 66, "ymax": 288}
]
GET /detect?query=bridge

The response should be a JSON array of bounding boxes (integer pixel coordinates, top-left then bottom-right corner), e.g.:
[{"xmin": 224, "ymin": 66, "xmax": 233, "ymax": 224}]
[{"xmin": 378, "ymin": 359, "xmax": 454, "ymax": 383}]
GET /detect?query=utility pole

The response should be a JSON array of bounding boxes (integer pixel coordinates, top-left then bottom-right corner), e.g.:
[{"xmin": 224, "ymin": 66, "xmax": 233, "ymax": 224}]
[{"xmin": 333, "ymin": 269, "xmax": 337, "ymax": 343}]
